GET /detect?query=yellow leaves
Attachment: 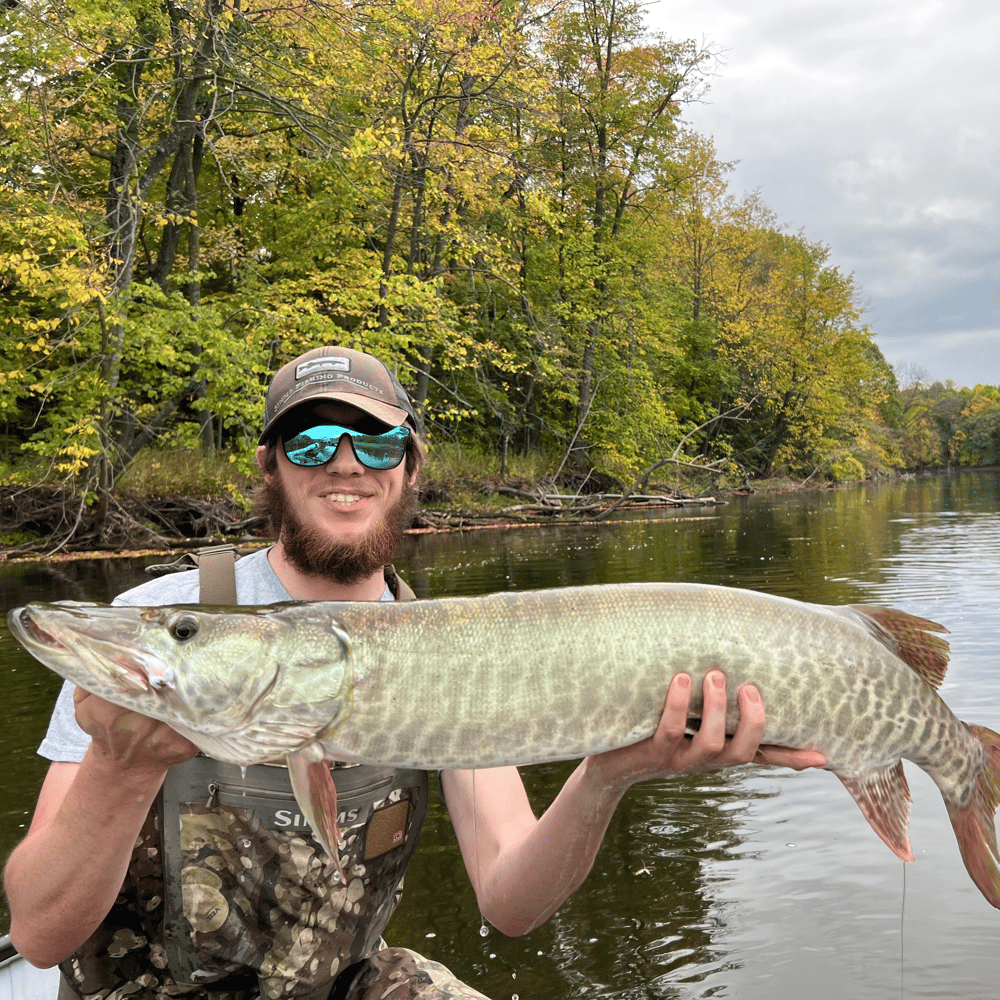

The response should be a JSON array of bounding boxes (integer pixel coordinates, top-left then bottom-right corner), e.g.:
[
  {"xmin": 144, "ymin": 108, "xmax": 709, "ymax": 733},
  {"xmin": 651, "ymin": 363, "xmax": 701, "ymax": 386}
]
[
  {"xmin": 150, "ymin": 210, "xmax": 198, "ymax": 227},
  {"xmin": 55, "ymin": 436, "xmax": 101, "ymax": 474},
  {"xmin": 1, "ymin": 249, "xmax": 45, "ymax": 285}
]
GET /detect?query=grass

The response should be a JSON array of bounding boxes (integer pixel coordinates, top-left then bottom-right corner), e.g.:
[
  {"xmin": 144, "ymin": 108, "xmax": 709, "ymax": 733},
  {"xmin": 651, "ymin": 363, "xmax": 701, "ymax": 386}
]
[
  {"xmin": 419, "ymin": 439, "xmax": 567, "ymax": 510},
  {"xmin": 117, "ymin": 449, "xmax": 256, "ymax": 504}
]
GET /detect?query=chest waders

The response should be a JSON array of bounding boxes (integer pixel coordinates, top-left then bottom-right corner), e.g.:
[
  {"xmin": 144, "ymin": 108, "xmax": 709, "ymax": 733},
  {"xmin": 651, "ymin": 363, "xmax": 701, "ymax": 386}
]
[{"xmin": 59, "ymin": 549, "xmax": 429, "ymax": 1000}]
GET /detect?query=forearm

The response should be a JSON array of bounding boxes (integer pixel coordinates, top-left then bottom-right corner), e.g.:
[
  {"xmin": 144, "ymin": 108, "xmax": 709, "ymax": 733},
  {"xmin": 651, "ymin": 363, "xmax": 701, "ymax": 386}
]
[
  {"xmin": 4, "ymin": 751, "xmax": 168, "ymax": 968},
  {"xmin": 449, "ymin": 759, "xmax": 631, "ymax": 937}
]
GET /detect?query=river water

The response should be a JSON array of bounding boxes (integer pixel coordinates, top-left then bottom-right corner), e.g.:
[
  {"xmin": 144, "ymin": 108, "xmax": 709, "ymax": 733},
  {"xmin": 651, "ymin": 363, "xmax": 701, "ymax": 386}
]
[{"xmin": 2, "ymin": 471, "xmax": 999, "ymax": 998}]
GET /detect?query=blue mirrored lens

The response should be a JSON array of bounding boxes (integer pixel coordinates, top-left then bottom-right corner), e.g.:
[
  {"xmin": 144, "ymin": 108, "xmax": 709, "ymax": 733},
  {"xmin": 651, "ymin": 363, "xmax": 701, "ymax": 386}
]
[{"xmin": 283, "ymin": 424, "xmax": 410, "ymax": 470}]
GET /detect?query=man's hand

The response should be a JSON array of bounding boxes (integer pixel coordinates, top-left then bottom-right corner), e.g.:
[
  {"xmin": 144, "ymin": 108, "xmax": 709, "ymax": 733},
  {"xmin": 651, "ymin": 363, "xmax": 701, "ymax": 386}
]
[
  {"xmin": 585, "ymin": 670, "xmax": 826, "ymax": 791},
  {"xmin": 74, "ymin": 689, "xmax": 199, "ymax": 775}
]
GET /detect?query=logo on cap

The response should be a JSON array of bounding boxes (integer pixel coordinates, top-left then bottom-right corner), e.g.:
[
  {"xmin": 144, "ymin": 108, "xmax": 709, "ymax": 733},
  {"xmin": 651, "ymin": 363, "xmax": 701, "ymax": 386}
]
[{"xmin": 296, "ymin": 357, "xmax": 350, "ymax": 380}]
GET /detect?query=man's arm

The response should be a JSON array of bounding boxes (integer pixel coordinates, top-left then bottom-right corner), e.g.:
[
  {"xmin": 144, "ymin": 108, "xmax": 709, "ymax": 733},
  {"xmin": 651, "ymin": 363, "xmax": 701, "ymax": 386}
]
[
  {"xmin": 442, "ymin": 670, "xmax": 826, "ymax": 937},
  {"xmin": 3, "ymin": 691, "xmax": 198, "ymax": 968}
]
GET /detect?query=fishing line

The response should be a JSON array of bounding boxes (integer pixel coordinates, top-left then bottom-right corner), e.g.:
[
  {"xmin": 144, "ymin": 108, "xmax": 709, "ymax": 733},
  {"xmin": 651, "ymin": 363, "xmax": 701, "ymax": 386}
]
[{"xmin": 899, "ymin": 860, "xmax": 907, "ymax": 1000}]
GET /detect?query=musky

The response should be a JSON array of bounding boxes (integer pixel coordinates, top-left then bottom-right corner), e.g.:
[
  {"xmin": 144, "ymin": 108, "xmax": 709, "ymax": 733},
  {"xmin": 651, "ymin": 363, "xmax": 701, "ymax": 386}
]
[{"xmin": 646, "ymin": 0, "xmax": 1000, "ymax": 389}]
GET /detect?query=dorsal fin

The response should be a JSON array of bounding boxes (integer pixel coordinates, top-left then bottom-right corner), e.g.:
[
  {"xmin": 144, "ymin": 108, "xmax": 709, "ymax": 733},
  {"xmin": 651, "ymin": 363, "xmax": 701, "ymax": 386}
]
[{"xmin": 841, "ymin": 605, "xmax": 950, "ymax": 689}]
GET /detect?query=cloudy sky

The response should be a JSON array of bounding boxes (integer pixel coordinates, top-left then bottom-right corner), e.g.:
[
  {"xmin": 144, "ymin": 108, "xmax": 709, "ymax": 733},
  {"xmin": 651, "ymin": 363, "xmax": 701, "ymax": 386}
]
[{"xmin": 646, "ymin": 0, "xmax": 1000, "ymax": 389}]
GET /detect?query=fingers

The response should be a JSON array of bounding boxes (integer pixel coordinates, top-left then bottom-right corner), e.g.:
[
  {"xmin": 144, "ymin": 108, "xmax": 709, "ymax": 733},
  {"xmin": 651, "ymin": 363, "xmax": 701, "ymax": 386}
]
[
  {"xmin": 696, "ymin": 678, "xmax": 824, "ymax": 771},
  {"xmin": 655, "ymin": 673, "xmax": 793, "ymax": 774},
  {"xmin": 588, "ymin": 670, "xmax": 828, "ymax": 788},
  {"xmin": 677, "ymin": 673, "xmax": 762, "ymax": 770},
  {"xmin": 656, "ymin": 672, "xmax": 694, "ymax": 742},
  {"xmin": 726, "ymin": 682, "xmax": 767, "ymax": 763},
  {"xmin": 74, "ymin": 690, "xmax": 199, "ymax": 770},
  {"xmin": 651, "ymin": 670, "xmax": 743, "ymax": 775}
]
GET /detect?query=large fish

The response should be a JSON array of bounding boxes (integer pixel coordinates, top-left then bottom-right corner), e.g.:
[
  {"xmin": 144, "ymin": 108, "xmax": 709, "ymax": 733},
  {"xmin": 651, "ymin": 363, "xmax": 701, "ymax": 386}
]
[{"xmin": 8, "ymin": 583, "xmax": 1000, "ymax": 908}]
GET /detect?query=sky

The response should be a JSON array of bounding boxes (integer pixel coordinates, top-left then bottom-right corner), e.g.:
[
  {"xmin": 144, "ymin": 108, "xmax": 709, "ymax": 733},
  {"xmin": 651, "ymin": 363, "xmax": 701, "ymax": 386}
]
[{"xmin": 645, "ymin": 0, "xmax": 1000, "ymax": 389}]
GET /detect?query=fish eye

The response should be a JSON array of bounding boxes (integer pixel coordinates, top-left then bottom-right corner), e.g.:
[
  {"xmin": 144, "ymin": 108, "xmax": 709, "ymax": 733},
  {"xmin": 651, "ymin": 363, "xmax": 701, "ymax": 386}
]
[{"xmin": 169, "ymin": 615, "xmax": 200, "ymax": 641}]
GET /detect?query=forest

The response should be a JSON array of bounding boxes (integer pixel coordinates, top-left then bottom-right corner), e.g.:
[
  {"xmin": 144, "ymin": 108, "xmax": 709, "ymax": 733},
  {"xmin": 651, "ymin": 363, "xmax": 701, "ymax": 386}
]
[{"xmin": 2, "ymin": 0, "xmax": 999, "ymax": 546}]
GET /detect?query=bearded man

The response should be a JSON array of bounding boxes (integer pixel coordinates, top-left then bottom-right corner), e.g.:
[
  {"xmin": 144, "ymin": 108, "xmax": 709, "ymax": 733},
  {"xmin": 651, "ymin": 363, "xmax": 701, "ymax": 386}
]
[{"xmin": 5, "ymin": 346, "xmax": 825, "ymax": 1000}]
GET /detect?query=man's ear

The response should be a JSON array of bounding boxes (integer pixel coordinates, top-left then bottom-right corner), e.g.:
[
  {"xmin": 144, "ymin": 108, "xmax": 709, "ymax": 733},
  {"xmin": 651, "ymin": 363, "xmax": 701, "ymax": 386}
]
[{"xmin": 256, "ymin": 444, "xmax": 270, "ymax": 478}]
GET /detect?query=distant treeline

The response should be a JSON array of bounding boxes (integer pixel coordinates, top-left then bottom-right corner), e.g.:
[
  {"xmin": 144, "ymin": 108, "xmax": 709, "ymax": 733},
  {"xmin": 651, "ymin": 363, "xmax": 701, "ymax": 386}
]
[{"xmin": 2, "ymin": 0, "xmax": 998, "ymax": 513}]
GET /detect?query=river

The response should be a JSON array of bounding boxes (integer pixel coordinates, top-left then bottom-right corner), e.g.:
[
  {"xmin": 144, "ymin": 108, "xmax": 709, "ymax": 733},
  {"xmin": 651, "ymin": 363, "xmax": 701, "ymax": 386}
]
[{"xmin": 2, "ymin": 470, "xmax": 999, "ymax": 998}]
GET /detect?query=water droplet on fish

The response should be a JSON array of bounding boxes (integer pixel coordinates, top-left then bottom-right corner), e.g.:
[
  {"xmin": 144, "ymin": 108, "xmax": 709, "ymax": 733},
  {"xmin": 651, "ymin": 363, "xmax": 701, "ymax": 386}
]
[
  {"xmin": 240, "ymin": 766, "xmax": 247, "ymax": 780},
  {"xmin": 786, "ymin": 843, "xmax": 796, "ymax": 848}
]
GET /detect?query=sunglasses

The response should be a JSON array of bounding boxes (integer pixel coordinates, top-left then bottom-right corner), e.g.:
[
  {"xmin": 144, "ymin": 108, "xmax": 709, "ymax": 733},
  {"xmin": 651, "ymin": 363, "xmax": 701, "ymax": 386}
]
[{"xmin": 282, "ymin": 423, "xmax": 411, "ymax": 471}]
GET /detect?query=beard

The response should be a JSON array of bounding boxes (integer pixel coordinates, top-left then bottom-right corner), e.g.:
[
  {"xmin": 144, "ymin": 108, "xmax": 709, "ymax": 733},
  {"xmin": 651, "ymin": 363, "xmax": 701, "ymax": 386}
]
[{"xmin": 257, "ymin": 474, "xmax": 419, "ymax": 585}]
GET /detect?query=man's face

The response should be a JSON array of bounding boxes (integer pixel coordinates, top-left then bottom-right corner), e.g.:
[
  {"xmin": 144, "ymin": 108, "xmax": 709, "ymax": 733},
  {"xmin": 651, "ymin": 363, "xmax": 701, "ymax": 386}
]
[{"xmin": 257, "ymin": 401, "xmax": 419, "ymax": 583}]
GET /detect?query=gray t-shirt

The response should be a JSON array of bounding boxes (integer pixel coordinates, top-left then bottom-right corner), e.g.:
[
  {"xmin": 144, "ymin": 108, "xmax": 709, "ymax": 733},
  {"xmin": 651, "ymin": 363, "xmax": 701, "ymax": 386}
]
[{"xmin": 38, "ymin": 547, "xmax": 390, "ymax": 763}]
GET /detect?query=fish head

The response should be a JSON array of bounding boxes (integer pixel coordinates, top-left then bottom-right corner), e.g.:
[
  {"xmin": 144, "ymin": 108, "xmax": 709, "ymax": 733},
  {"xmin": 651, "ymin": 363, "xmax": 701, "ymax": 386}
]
[{"xmin": 7, "ymin": 600, "xmax": 353, "ymax": 764}]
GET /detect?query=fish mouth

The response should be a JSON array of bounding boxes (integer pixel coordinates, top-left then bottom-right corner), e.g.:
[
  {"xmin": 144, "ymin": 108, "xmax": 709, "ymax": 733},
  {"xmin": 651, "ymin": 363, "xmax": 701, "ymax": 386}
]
[
  {"xmin": 20, "ymin": 610, "xmax": 66, "ymax": 649},
  {"xmin": 15, "ymin": 606, "xmax": 168, "ymax": 694}
]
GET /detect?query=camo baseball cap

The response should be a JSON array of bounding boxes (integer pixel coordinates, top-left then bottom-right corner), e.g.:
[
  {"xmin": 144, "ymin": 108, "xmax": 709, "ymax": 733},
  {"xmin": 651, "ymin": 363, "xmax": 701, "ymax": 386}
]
[{"xmin": 260, "ymin": 346, "xmax": 416, "ymax": 442}]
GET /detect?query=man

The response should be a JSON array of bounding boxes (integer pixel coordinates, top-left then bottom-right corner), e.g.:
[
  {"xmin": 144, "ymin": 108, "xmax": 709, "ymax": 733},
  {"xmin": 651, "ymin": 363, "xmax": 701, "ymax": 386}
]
[{"xmin": 4, "ymin": 346, "xmax": 825, "ymax": 999}]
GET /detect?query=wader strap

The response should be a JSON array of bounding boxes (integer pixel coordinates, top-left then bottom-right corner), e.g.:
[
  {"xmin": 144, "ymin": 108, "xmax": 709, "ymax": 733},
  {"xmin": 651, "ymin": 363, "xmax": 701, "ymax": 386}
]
[
  {"xmin": 190, "ymin": 549, "xmax": 411, "ymax": 1000},
  {"xmin": 197, "ymin": 544, "xmax": 239, "ymax": 604},
  {"xmin": 384, "ymin": 564, "xmax": 416, "ymax": 601}
]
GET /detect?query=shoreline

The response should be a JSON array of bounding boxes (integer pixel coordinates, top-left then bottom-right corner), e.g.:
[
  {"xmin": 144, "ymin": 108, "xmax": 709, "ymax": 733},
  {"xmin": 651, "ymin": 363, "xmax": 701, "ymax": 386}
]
[{"xmin": 0, "ymin": 474, "xmax": 911, "ymax": 565}]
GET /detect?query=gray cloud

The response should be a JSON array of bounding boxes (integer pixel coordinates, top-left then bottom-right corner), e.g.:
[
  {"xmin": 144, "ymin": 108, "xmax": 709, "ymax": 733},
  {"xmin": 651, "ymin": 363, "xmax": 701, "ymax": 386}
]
[{"xmin": 650, "ymin": 0, "xmax": 1000, "ymax": 387}]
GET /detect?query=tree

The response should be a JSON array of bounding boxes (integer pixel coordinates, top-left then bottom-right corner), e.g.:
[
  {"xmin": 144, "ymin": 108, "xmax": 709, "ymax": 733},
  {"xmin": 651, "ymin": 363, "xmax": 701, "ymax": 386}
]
[{"xmin": 532, "ymin": 0, "xmax": 713, "ymax": 467}]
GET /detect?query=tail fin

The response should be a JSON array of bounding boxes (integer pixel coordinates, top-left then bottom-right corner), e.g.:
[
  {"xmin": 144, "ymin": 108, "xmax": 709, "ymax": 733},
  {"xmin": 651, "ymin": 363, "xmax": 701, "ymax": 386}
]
[{"xmin": 946, "ymin": 724, "xmax": 1000, "ymax": 909}]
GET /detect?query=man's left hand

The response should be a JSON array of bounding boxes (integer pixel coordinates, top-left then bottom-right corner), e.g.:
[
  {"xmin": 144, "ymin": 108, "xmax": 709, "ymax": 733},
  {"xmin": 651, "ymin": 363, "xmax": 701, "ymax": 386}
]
[{"xmin": 585, "ymin": 670, "xmax": 826, "ymax": 791}]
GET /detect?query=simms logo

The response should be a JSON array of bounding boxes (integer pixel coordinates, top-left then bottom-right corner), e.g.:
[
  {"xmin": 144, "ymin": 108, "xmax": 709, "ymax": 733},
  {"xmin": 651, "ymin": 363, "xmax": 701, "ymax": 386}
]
[
  {"xmin": 296, "ymin": 357, "xmax": 350, "ymax": 380},
  {"xmin": 273, "ymin": 807, "xmax": 360, "ymax": 829}
]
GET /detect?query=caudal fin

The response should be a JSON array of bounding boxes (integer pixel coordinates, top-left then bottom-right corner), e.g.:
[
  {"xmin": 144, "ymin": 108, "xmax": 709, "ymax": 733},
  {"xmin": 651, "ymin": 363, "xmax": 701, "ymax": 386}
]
[{"xmin": 945, "ymin": 724, "xmax": 1000, "ymax": 909}]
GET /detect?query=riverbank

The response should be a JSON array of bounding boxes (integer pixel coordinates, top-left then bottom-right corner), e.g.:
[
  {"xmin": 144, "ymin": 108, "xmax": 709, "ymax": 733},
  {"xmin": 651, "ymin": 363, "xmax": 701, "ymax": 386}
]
[{"xmin": 0, "ymin": 474, "xmax": 842, "ymax": 564}]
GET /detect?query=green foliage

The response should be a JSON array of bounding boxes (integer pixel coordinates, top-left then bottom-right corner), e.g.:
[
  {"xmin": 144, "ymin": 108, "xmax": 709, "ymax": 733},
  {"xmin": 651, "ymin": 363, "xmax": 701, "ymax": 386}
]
[
  {"xmin": 892, "ymin": 380, "xmax": 1000, "ymax": 470},
  {"xmin": 3, "ymin": 0, "xmax": 987, "ymax": 542}
]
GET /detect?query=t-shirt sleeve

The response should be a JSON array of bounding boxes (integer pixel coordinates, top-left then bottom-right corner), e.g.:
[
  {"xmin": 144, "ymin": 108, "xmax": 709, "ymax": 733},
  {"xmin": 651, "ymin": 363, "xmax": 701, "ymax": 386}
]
[{"xmin": 37, "ymin": 680, "xmax": 89, "ymax": 763}]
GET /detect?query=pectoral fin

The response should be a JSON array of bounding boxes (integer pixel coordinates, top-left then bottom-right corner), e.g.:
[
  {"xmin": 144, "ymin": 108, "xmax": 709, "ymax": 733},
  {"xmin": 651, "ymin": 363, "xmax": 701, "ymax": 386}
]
[{"xmin": 286, "ymin": 750, "xmax": 347, "ymax": 882}]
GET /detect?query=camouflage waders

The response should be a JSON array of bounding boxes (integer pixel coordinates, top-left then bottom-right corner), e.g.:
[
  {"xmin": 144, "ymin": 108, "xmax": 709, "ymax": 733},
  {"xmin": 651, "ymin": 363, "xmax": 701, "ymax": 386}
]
[{"xmin": 58, "ymin": 759, "xmax": 488, "ymax": 1000}]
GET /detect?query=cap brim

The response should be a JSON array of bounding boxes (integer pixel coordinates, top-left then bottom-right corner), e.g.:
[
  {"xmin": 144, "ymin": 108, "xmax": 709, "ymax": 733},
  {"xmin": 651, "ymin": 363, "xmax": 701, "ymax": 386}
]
[{"xmin": 259, "ymin": 391, "xmax": 411, "ymax": 442}]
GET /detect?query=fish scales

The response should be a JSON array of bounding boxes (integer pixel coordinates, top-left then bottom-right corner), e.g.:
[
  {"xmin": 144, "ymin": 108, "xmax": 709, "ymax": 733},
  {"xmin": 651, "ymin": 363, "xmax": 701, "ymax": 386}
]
[
  {"xmin": 8, "ymin": 582, "xmax": 1000, "ymax": 910},
  {"xmin": 329, "ymin": 585, "xmax": 936, "ymax": 773}
]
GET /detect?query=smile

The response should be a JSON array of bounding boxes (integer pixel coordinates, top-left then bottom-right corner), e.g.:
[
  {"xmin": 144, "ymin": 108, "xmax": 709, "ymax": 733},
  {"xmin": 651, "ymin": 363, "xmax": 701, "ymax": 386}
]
[{"xmin": 321, "ymin": 492, "xmax": 369, "ymax": 505}]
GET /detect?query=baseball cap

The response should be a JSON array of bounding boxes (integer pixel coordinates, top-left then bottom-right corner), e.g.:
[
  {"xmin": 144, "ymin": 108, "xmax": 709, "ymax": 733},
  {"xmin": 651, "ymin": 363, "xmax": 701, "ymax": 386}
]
[{"xmin": 260, "ymin": 346, "xmax": 416, "ymax": 442}]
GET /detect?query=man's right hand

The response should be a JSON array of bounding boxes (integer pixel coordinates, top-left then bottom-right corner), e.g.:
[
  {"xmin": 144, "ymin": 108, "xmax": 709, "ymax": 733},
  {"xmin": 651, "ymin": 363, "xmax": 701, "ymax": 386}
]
[{"xmin": 74, "ymin": 688, "xmax": 199, "ymax": 774}]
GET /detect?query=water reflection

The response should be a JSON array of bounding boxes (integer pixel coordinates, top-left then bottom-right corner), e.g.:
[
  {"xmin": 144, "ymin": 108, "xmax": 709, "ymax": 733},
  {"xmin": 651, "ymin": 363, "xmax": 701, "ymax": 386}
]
[{"xmin": 2, "ymin": 471, "xmax": 1000, "ymax": 998}]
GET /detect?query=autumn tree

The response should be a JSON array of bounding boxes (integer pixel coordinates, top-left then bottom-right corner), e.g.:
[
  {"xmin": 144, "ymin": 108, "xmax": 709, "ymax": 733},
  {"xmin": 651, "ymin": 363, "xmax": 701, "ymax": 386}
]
[{"xmin": 524, "ymin": 0, "xmax": 712, "ymax": 469}]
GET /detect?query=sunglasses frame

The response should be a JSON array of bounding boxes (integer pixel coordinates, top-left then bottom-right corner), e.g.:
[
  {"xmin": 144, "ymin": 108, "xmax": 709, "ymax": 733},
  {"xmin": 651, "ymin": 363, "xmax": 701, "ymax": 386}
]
[{"xmin": 282, "ymin": 423, "xmax": 411, "ymax": 471}]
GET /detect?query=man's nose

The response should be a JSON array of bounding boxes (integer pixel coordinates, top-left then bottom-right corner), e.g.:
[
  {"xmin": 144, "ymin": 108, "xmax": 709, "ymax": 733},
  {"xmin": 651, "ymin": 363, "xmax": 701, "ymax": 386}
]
[{"xmin": 324, "ymin": 434, "xmax": 364, "ymax": 472}]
